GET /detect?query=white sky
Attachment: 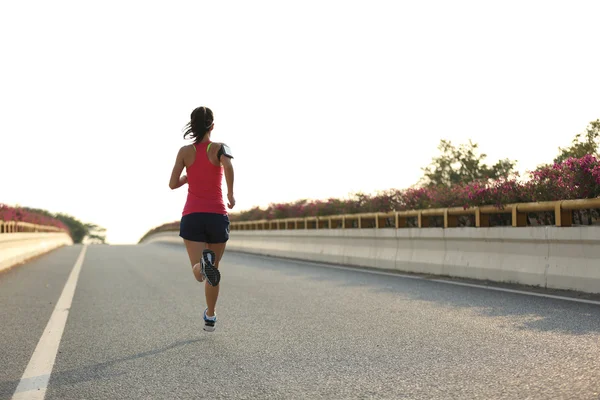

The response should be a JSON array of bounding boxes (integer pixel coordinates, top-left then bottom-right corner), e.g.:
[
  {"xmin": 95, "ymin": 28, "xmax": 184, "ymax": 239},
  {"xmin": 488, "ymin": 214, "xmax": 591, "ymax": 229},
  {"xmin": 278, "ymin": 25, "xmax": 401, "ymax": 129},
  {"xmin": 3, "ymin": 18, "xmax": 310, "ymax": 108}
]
[{"xmin": 1, "ymin": 1, "xmax": 599, "ymax": 244}]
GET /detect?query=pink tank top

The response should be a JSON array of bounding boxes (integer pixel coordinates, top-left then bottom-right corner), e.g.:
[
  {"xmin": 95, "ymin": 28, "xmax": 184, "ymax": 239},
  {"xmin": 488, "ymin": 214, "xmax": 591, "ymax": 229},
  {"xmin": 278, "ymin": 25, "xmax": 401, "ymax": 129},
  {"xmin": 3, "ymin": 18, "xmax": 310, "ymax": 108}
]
[{"xmin": 182, "ymin": 142, "xmax": 227, "ymax": 216}]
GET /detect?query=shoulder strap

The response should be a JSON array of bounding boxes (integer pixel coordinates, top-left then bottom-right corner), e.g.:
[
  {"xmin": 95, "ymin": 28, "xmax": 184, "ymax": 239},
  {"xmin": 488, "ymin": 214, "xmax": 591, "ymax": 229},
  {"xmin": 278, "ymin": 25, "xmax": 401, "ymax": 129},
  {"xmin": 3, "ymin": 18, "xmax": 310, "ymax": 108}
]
[{"xmin": 206, "ymin": 142, "xmax": 212, "ymax": 153}]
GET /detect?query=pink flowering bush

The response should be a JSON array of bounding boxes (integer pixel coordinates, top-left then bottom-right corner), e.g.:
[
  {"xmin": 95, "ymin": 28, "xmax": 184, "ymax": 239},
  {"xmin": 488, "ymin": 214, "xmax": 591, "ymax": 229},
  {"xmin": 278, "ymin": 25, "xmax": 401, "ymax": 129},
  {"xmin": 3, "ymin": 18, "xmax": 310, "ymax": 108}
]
[
  {"xmin": 0, "ymin": 204, "xmax": 69, "ymax": 232},
  {"xmin": 399, "ymin": 187, "xmax": 433, "ymax": 210},
  {"xmin": 138, "ymin": 155, "xmax": 600, "ymax": 238},
  {"xmin": 525, "ymin": 155, "xmax": 600, "ymax": 201},
  {"xmin": 96, "ymin": 154, "xmax": 589, "ymax": 238},
  {"xmin": 463, "ymin": 178, "xmax": 531, "ymax": 209},
  {"xmin": 226, "ymin": 155, "xmax": 600, "ymax": 223}
]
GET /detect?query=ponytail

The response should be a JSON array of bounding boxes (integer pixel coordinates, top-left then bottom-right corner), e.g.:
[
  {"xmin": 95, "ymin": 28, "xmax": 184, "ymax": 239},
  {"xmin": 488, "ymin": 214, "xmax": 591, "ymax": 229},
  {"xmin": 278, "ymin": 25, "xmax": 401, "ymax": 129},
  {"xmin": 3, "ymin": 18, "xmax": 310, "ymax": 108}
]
[{"xmin": 183, "ymin": 106, "xmax": 214, "ymax": 143}]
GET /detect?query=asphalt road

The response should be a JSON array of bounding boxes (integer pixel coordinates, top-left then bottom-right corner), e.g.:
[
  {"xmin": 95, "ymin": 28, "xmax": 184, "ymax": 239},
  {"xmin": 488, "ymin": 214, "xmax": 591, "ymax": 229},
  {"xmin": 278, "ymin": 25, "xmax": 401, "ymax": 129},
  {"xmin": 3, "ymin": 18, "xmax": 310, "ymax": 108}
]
[{"xmin": 1, "ymin": 242, "xmax": 599, "ymax": 399}]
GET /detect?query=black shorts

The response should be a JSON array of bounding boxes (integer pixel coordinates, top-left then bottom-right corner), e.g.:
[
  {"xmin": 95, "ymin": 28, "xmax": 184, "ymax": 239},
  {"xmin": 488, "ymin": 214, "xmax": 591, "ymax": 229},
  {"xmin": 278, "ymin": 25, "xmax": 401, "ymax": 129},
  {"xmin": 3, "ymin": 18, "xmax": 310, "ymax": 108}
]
[{"xmin": 179, "ymin": 212, "xmax": 230, "ymax": 243}]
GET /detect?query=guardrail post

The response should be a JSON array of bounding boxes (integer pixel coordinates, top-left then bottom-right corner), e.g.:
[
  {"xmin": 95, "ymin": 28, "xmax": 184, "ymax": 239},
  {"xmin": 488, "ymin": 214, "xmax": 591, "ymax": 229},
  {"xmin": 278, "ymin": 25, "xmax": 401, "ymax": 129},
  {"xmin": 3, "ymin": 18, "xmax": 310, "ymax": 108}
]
[
  {"xmin": 418, "ymin": 211, "xmax": 429, "ymax": 228},
  {"xmin": 555, "ymin": 202, "xmax": 573, "ymax": 227},
  {"xmin": 444, "ymin": 209, "xmax": 458, "ymax": 228},
  {"xmin": 512, "ymin": 206, "xmax": 527, "ymax": 227},
  {"xmin": 376, "ymin": 213, "xmax": 387, "ymax": 229},
  {"xmin": 395, "ymin": 212, "xmax": 407, "ymax": 228},
  {"xmin": 475, "ymin": 208, "xmax": 489, "ymax": 227}
]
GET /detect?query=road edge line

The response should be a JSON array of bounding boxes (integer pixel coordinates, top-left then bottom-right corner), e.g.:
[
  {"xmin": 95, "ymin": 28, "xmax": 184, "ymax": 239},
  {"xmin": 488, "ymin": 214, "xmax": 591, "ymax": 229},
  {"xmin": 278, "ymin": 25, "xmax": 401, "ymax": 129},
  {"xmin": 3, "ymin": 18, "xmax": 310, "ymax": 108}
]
[{"xmin": 12, "ymin": 244, "xmax": 88, "ymax": 400}]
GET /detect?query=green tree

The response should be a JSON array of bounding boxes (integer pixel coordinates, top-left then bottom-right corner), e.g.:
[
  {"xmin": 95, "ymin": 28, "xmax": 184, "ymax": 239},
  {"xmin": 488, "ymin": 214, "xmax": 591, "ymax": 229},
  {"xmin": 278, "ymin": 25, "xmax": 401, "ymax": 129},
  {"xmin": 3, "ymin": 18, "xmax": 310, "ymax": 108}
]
[
  {"xmin": 21, "ymin": 207, "xmax": 105, "ymax": 244},
  {"xmin": 553, "ymin": 119, "xmax": 600, "ymax": 164},
  {"xmin": 54, "ymin": 213, "xmax": 108, "ymax": 244},
  {"xmin": 85, "ymin": 223, "xmax": 107, "ymax": 243},
  {"xmin": 419, "ymin": 139, "xmax": 517, "ymax": 187}
]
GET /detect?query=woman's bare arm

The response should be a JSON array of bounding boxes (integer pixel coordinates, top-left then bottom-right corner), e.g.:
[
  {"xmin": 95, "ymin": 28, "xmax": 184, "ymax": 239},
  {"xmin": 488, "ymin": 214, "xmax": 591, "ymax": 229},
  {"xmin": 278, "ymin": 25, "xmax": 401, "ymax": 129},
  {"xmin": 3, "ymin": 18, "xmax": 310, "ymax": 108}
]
[
  {"xmin": 169, "ymin": 147, "xmax": 188, "ymax": 189},
  {"xmin": 220, "ymin": 153, "xmax": 235, "ymax": 209}
]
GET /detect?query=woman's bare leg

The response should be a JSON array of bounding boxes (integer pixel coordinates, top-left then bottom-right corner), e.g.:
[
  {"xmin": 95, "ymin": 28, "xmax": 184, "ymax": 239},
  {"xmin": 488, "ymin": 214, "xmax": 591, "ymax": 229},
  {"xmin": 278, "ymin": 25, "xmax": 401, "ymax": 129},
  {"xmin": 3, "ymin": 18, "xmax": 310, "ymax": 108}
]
[
  {"xmin": 204, "ymin": 242, "xmax": 227, "ymax": 317},
  {"xmin": 183, "ymin": 239, "xmax": 206, "ymax": 282}
]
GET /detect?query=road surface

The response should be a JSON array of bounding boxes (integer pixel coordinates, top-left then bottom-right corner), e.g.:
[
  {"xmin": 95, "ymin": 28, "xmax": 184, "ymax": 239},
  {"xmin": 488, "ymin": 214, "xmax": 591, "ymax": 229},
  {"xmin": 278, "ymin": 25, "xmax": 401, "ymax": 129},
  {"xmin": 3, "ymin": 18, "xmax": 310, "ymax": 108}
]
[{"xmin": 1, "ymin": 242, "xmax": 599, "ymax": 399}]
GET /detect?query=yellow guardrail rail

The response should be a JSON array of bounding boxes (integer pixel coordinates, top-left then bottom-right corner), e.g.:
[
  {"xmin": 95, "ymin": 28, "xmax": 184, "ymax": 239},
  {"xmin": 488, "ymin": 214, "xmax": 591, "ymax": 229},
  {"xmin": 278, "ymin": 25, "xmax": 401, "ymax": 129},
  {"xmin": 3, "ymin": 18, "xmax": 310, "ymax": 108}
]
[
  {"xmin": 0, "ymin": 220, "xmax": 66, "ymax": 234},
  {"xmin": 229, "ymin": 198, "xmax": 600, "ymax": 231}
]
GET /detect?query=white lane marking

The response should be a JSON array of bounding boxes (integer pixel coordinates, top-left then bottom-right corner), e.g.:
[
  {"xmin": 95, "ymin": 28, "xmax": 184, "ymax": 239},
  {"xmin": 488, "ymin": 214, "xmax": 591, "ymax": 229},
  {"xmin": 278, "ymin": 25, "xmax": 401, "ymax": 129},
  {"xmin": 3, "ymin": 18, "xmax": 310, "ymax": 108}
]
[
  {"xmin": 12, "ymin": 245, "xmax": 88, "ymax": 400},
  {"xmin": 238, "ymin": 253, "xmax": 600, "ymax": 306}
]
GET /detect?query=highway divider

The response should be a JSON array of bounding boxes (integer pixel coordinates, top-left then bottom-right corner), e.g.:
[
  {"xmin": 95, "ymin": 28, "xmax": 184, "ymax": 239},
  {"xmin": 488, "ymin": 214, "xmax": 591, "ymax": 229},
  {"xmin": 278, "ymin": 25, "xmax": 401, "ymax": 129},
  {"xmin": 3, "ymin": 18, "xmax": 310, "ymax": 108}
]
[
  {"xmin": 0, "ymin": 232, "xmax": 73, "ymax": 272},
  {"xmin": 141, "ymin": 227, "xmax": 600, "ymax": 295}
]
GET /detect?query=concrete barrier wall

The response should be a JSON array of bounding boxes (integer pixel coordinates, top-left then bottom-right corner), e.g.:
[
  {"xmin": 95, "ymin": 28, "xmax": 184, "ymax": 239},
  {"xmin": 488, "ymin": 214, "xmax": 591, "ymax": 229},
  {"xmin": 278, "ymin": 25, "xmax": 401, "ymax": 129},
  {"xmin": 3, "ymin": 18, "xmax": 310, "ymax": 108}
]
[
  {"xmin": 142, "ymin": 227, "xmax": 600, "ymax": 294},
  {"xmin": 0, "ymin": 233, "xmax": 73, "ymax": 272}
]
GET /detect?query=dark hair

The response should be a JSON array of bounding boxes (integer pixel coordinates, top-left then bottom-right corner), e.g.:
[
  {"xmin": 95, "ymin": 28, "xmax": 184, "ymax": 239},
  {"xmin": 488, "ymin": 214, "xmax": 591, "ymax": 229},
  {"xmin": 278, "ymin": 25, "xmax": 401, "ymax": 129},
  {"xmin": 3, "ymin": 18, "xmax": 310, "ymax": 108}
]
[{"xmin": 183, "ymin": 106, "xmax": 214, "ymax": 143}]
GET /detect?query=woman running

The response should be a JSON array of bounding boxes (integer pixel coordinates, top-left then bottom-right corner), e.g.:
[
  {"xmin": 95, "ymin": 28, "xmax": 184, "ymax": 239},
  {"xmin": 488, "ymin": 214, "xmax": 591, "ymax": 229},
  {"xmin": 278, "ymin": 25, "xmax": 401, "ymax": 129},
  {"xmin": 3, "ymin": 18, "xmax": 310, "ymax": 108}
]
[{"xmin": 169, "ymin": 106, "xmax": 235, "ymax": 332}]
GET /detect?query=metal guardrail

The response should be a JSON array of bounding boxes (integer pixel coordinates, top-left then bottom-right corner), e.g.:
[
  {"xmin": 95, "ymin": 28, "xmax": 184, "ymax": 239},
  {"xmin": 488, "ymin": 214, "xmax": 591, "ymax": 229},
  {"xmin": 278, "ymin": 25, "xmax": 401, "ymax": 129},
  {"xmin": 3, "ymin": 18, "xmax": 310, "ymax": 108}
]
[
  {"xmin": 229, "ymin": 198, "xmax": 600, "ymax": 231},
  {"xmin": 0, "ymin": 220, "xmax": 65, "ymax": 234}
]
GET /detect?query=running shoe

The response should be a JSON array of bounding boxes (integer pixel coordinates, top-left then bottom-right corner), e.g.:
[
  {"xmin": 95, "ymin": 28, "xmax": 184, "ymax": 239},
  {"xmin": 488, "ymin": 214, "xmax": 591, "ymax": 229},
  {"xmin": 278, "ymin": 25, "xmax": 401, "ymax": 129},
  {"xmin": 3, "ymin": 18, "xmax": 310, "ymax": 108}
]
[
  {"xmin": 203, "ymin": 308, "xmax": 217, "ymax": 332},
  {"xmin": 201, "ymin": 249, "xmax": 221, "ymax": 286}
]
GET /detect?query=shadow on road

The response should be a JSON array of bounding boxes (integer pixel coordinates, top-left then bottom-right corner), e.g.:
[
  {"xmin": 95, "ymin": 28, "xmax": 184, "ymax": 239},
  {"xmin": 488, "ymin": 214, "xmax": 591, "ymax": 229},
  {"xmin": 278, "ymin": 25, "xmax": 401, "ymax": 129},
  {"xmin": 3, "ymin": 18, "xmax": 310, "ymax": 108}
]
[
  {"xmin": 0, "ymin": 338, "xmax": 202, "ymax": 398},
  {"xmin": 234, "ymin": 253, "xmax": 600, "ymax": 337}
]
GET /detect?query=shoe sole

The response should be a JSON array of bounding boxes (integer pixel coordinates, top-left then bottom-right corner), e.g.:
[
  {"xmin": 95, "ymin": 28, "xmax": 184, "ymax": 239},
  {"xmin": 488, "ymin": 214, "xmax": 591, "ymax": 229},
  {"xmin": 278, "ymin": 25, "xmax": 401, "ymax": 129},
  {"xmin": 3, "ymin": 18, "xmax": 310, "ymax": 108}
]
[
  {"xmin": 202, "ymin": 249, "xmax": 221, "ymax": 286},
  {"xmin": 203, "ymin": 325, "xmax": 216, "ymax": 332}
]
